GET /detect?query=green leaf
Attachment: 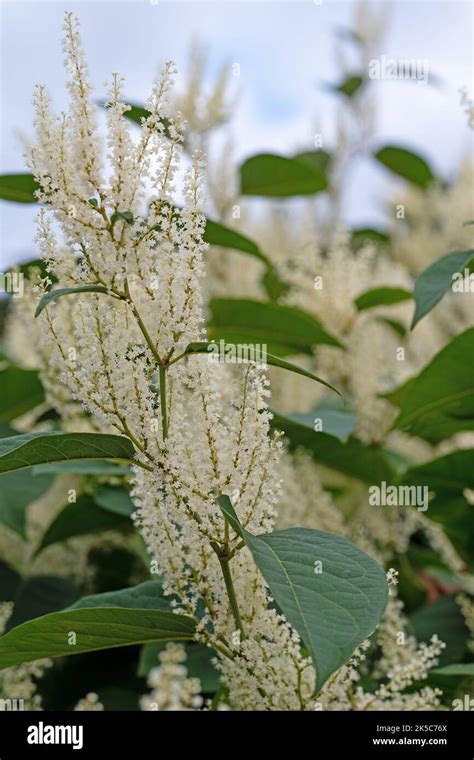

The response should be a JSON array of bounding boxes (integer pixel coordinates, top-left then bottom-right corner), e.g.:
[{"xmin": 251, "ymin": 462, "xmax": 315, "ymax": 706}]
[
  {"xmin": 204, "ymin": 219, "xmax": 268, "ymax": 264},
  {"xmin": 68, "ymin": 580, "xmax": 170, "ymax": 611},
  {"xmin": 261, "ymin": 266, "xmax": 289, "ymax": 302},
  {"xmin": 36, "ymin": 494, "xmax": 131, "ymax": 554},
  {"xmin": 0, "ymin": 423, "xmax": 15, "ymax": 438},
  {"xmin": 382, "ymin": 376, "xmax": 417, "ymax": 408},
  {"xmin": 271, "ymin": 411, "xmax": 396, "ymax": 483},
  {"xmin": 351, "ymin": 227, "xmax": 390, "ymax": 251},
  {"xmin": 32, "ymin": 461, "xmax": 132, "ymax": 476},
  {"xmin": 392, "ymin": 328, "xmax": 474, "ymax": 443},
  {"xmin": 94, "ymin": 485, "xmax": 134, "ymax": 517},
  {"xmin": 240, "ymin": 153, "xmax": 328, "ymax": 197},
  {"xmin": 5, "ymin": 576, "xmax": 79, "ymax": 632},
  {"xmin": 0, "ymin": 173, "xmax": 40, "ymax": 203},
  {"xmin": 402, "ymin": 449, "xmax": 474, "ymax": 492},
  {"xmin": 286, "ymin": 408, "xmax": 356, "ymax": 444},
  {"xmin": 330, "ymin": 74, "xmax": 364, "ymax": 98},
  {"xmin": 262, "ymin": 269, "xmax": 289, "ymax": 301},
  {"xmin": 0, "ymin": 469, "xmax": 54, "ymax": 537},
  {"xmin": 0, "ymin": 365, "xmax": 45, "ymax": 421},
  {"xmin": 0, "ymin": 607, "xmax": 196, "ymax": 670},
  {"xmin": 35, "ymin": 285, "xmax": 110, "ymax": 317},
  {"xmin": 431, "ymin": 664, "xmax": 474, "ymax": 677},
  {"xmin": 293, "ymin": 150, "xmax": 331, "ymax": 174},
  {"xmin": 0, "ymin": 432, "xmax": 135, "ymax": 475},
  {"xmin": 411, "ymin": 249, "xmax": 474, "ymax": 328},
  {"xmin": 376, "ymin": 317, "xmax": 407, "ymax": 337},
  {"xmin": 354, "ymin": 287, "xmax": 412, "ymax": 311},
  {"xmin": 421, "ymin": 494, "xmax": 474, "ymax": 570},
  {"xmin": 175, "ymin": 343, "xmax": 343, "ymax": 399},
  {"xmin": 110, "ymin": 210, "xmax": 134, "ymax": 226},
  {"xmin": 217, "ymin": 496, "xmax": 388, "ymax": 691},
  {"xmin": 208, "ymin": 298, "xmax": 342, "ymax": 356},
  {"xmin": 374, "ymin": 145, "xmax": 436, "ymax": 188},
  {"xmin": 203, "ymin": 220, "xmax": 289, "ymax": 299},
  {"xmin": 120, "ymin": 103, "xmax": 151, "ymax": 124}
]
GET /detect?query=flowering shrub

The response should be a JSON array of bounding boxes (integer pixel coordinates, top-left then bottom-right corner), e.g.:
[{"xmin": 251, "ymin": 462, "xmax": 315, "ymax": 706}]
[{"xmin": 0, "ymin": 8, "xmax": 473, "ymax": 712}]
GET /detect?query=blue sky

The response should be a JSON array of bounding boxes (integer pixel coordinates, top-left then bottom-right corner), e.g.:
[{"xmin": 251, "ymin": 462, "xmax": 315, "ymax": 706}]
[{"xmin": 1, "ymin": 0, "xmax": 473, "ymax": 267}]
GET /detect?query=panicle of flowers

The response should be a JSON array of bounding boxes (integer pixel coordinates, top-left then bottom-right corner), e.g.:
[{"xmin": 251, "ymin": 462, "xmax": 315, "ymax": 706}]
[
  {"xmin": 457, "ymin": 594, "xmax": 474, "ymax": 652},
  {"xmin": 172, "ymin": 42, "xmax": 235, "ymax": 146},
  {"xmin": 276, "ymin": 450, "xmax": 347, "ymax": 536},
  {"xmin": 140, "ymin": 644, "xmax": 203, "ymax": 711},
  {"xmin": 30, "ymin": 13, "xmax": 318, "ymax": 711},
  {"xmin": 390, "ymin": 161, "xmax": 474, "ymax": 276},
  {"xmin": 414, "ymin": 513, "xmax": 467, "ymax": 575},
  {"xmin": 275, "ymin": 234, "xmax": 410, "ymax": 442}
]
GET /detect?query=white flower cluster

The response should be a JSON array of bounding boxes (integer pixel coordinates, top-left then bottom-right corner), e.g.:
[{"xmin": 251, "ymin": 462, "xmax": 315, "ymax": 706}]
[
  {"xmin": 15, "ymin": 9, "xmax": 463, "ymax": 712},
  {"xmin": 172, "ymin": 43, "xmax": 235, "ymax": 146},
  {"xmin": 457, "ymin": 594, "xmax": 474, "ymax": 652},
  {"xmin": 141, "ymin": 644, "xmax": 203, "ymax": 711},
  {"xmin": 29, "ymin": 12, "xmax": 316, "ymax": 711},
  {"xmin": 391, "ymin": 161, "xmax": 474, "ymax": 276}
]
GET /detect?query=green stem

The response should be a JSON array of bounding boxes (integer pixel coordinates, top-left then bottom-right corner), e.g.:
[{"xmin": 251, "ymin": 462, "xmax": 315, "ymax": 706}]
[
  {"xmin": 159, "ymin": 365, "xmax": 168, "ymax": 440},
  {"xmin": 132, "ymin": 304, "xmax": 163, "ymax": 366},
  {"xmin": 219, "ymin": 556, "xmax": 246, "ymax": 640}
]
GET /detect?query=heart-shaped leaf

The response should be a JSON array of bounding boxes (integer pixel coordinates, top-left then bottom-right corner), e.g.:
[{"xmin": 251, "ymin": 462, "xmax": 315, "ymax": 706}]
[{"xmin": 217, "ymin": 496, "xmax": 388, "ymax": 691}]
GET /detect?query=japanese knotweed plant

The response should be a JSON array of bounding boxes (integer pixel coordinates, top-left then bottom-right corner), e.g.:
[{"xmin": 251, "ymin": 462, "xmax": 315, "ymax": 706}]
[{"xmin": 21, "ymin": 13, "xmax": 388, "ymax": 710}]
